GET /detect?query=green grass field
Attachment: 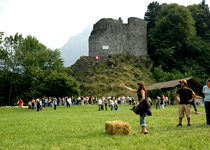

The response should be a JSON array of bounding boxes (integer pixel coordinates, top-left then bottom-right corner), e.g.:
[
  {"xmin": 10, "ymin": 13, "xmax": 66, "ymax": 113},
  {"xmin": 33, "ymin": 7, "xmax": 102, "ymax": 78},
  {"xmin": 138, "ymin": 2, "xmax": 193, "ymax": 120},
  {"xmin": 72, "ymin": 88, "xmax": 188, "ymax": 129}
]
[{"xmin": 0, "ymin": 105, "xmax": 209, "ymax": 150}]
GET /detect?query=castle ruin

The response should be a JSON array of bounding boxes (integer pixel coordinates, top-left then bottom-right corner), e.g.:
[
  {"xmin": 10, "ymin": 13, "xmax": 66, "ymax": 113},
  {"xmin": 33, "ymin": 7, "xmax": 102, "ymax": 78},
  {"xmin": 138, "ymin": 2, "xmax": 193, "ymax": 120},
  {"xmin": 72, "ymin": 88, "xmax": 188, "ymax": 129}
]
[
  {"xmin": 70, "ymin": 17, "xmax": 148, "ymax": 76},
  {"xmin": 89, "ymin": 17, "xmax": 147, "ymax": 57}
]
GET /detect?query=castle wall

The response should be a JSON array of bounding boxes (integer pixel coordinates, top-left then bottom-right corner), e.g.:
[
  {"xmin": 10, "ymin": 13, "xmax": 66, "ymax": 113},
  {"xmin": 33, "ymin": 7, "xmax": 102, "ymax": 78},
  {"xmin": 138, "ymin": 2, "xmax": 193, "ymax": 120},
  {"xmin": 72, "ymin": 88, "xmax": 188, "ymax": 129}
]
[{"xmin": 89, "ymin": 17, "xmax": 147, "ymax": 57}]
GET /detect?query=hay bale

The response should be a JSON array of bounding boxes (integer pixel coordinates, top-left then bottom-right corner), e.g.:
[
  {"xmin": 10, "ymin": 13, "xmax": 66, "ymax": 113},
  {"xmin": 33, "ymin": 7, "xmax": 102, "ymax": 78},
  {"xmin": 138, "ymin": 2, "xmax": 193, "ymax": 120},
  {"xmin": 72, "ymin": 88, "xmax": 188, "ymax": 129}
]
[{"xmin": 105, "ymin": 121, "xmax": 131, "ymax": 135}]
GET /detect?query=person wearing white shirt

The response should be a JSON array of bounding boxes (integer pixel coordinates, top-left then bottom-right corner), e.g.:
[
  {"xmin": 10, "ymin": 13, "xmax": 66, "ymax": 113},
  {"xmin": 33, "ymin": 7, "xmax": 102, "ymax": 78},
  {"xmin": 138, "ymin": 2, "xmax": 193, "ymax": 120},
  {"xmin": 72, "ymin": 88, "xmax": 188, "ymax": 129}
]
[
  {"xmin": 202, "ymin": 78, "xmax": 210, "ymax": 126},
  {"xmin": 121, "ymin": 96, "xmax": 126, "ymax": 104},
  {"xmin": 77, "ymin": 96, "xmax": 81, "ymax": 105},
  {"xmin": 165, "ymin": 96, "xmax": 168, "ymax": 107},
  {"xmin": 67, "ymin": 97, "xmax": 71, "ymax": 107},
  {"xmin": 98, "ymin": 97, "xmax": 102, "ymax": 111},
  {"xmin": 114, "ymin": 99, "xmax": 118, "ymax": 110}
]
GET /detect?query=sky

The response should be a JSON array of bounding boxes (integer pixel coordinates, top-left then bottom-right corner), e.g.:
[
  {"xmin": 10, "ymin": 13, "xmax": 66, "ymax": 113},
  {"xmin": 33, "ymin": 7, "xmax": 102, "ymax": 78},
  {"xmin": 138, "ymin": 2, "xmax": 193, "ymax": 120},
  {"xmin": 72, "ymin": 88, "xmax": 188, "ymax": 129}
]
[{"xmin": 0, "ymin": 0, "xmax": 209, "ymax": 50}]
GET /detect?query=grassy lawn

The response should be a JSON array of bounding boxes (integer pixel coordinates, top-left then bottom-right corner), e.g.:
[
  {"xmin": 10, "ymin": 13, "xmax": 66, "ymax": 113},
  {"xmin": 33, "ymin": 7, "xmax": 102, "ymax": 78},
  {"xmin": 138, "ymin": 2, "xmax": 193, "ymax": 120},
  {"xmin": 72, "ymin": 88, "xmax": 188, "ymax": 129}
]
[{"xmin": 0, "ymin": 104, "xmax": 209, "ymax": 150}]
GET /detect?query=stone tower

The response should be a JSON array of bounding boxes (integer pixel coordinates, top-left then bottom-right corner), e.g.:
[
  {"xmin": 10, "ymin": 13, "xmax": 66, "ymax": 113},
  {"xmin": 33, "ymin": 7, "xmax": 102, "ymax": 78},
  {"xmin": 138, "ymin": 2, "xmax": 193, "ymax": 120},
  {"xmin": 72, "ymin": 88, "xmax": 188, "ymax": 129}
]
[{"xmin": 89, "ymin": 17, "xmax": 147, "ymax": 57}]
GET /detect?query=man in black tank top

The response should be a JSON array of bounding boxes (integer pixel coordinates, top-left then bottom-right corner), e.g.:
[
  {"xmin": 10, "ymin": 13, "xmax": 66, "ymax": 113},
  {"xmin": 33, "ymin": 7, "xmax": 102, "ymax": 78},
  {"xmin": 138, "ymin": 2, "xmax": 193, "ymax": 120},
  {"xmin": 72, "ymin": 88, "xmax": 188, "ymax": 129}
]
[{"xmin": 174, "ymin": 80, "xmax": 195, "ymax": 127}]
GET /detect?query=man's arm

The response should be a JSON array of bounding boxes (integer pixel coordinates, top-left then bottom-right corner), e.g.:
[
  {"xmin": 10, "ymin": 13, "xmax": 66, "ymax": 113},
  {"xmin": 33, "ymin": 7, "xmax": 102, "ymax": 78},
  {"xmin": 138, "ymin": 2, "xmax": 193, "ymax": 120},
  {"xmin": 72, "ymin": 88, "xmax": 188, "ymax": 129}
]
[
  {"xmin": 174, "ymin": 93, "xmax": 180, "ymax": 104},
  {"xmin": 189, "ymin": 91, "xmax": 196, "ymax": 103}
]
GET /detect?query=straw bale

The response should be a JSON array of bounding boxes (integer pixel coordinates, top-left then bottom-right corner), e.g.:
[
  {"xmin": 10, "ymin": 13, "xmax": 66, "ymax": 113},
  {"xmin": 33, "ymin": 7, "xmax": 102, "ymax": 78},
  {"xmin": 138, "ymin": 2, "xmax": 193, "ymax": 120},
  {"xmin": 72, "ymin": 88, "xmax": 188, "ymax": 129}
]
[{"xmin": 105, "ymin": 121, "xmax": 131, "ymax": 135}]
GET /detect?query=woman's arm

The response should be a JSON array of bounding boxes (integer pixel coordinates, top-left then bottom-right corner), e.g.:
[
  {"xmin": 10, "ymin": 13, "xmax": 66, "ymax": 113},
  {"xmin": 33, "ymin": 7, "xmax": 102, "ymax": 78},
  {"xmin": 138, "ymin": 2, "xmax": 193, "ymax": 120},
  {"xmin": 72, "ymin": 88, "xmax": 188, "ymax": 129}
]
[
  {"xmin": 195, "ymin": 95, "xmax": 203, "ymax": 99},
  {"xmin": 120, "ymin": 84, "xmax": 137, "ymax": 93}
]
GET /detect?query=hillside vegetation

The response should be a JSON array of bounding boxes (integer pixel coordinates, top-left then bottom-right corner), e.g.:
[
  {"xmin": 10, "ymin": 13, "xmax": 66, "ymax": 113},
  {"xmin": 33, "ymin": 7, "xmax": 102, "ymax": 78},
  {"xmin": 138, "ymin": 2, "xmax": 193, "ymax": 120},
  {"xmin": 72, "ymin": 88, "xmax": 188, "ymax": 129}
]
[{"xmin": 76, "ymin": 54, "xmax": 155, "ymax": 97}]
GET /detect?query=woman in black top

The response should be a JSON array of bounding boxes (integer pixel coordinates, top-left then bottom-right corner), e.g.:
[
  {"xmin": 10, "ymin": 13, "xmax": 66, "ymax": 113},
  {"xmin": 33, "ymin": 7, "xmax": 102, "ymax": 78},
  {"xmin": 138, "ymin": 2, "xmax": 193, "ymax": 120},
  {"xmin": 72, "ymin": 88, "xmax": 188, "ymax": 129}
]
[{"xmin": 120, "ymin": 81, "xmax": 151, "ymax": 134}]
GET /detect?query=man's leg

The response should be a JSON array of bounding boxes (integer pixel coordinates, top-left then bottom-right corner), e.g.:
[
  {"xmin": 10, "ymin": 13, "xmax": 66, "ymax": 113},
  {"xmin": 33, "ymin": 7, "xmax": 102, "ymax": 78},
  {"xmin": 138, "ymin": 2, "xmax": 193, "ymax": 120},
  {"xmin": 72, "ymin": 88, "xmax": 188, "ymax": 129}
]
[
  {"xmin": 179, "ymin": 118, "xmax": 182, "ymax": 124},
  {"xmin": 192, "ymin": 103, "xmax": 197, "ymax": 113},
  {"xmin": 187, "ymin": 118, "xmax": 191, "ymax": 124},
  {"xmin": 186, "ymin": 104, "xmax": 191, "ymax": 126},
  {"xmin": 177, "ymin": 105, "xmax": 184, "ymax": 126}
]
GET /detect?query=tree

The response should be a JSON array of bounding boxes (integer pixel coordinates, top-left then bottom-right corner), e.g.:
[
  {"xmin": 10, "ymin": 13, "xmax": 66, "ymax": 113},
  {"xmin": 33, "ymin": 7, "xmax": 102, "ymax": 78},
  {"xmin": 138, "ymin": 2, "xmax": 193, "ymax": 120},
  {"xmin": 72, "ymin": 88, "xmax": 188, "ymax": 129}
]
[
  {"xmin": 19, "ymin": 35, "xmax": 66, "ymax": 99},
  {"xmin": 188, "ymin": 4, "xmax": 208, "ymax": 38},
  {"xmin": 144, "ymin": 1, "xmax": 162, "ymax": 30},
  {"xmin": 0, "ymin": 32, "xmax": 7, "ymax": 105},
  {"xmin": 148, "ymin": 3, "xmax": 196, "ymax": 70},
  {"xmin": 0, "ymin": 33, "xmax": 77, "ymax": 105},
  {"xmin": 40, "ymin": 72, "xmax": 80, "ymax": 97},
  {"xmin": 199, "ymin": 0, "xmax": 210, "ymax": 42},
  {"xmin": 2, "ymin": 33, "xmax": 24, "ymax": 105}
]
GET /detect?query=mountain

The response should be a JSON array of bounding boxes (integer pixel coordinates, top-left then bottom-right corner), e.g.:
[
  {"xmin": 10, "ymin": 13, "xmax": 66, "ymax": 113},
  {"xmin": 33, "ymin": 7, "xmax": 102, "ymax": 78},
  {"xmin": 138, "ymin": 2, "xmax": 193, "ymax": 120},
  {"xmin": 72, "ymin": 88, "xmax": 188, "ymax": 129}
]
[{"xmin": 60, "ymin": 25, "xmax": 93, "ymax": 67}]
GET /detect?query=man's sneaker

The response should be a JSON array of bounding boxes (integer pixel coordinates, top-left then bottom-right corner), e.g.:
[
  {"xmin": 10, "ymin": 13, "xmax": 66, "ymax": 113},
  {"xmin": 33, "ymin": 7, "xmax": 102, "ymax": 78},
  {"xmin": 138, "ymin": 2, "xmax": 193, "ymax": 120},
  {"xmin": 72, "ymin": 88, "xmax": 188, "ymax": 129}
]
[
  {"xmin": 177, "ymin": 123, "xmax": 182, "ymax": 127},
  {"xmin": 187, "ymin": 123, "xmax": 191, "ymax": 126}
]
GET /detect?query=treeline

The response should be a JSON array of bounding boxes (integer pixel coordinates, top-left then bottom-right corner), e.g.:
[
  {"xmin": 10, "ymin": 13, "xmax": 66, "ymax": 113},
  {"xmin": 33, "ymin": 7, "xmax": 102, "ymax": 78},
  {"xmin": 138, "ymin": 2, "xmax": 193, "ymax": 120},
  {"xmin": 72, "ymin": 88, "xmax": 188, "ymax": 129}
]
[
  {"xmin": 145, "ymin": 0, "xmax": 210, "ymax": 83},
  {"xmin": 0, "ymin": 33, "xmax": 80, "ymax": 106}
]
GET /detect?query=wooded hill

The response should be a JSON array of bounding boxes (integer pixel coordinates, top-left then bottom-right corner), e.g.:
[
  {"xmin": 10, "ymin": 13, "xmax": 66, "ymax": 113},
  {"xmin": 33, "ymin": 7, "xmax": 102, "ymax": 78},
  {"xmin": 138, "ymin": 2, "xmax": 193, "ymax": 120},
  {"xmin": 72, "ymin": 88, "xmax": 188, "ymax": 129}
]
[{"xmin": 75, "ymin": 54, "xmax": 155, "ymax": 97}]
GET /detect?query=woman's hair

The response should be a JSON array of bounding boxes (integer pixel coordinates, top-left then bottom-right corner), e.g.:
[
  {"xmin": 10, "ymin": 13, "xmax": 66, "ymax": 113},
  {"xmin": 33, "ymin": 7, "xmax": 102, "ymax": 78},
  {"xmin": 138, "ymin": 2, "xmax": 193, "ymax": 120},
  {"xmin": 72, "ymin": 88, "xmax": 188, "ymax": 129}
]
[
  {"xmin": 137, "ymin": 81, "xmax": 147, "ymax": 96},
  {"xmin": 207, "ymin": 78, "xmax": 210, "ymax": 82}
]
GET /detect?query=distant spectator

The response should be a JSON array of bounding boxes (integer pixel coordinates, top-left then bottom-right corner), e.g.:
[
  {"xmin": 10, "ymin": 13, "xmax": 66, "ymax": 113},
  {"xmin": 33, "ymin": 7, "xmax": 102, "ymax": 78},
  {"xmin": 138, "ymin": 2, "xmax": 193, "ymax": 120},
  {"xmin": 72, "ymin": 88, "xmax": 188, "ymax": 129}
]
[
  {"xmin": 66, "ymin": 97, "xmax": 70, "ymax": 107},
  {"xmin": 32, "ymin": 98, "xmax": 35, "ymax": 110},
  {"xmin": 114, "ymin": 98, "xmax": 118, "ymax": 110},
  {"xmin": 89, "ymin": 96, "xmax": 92, "ymax": 104},
  {"xmin": 110, "ymin": 99, "xmax": 115, "ymax": 111},
  {"xmin": 161, "ymin": 95, "xmax": 165, "ymax": 109},
  {"xmin": 128, "ymin": 96, "xmax": 132, "ymax": 105},
  {"xmin": 54, "ymin": 97, "xmax": 57, "ymax": 110},
  {"xmin": 104, "ymin": 97, "xmax": 108, "ymax": 111},
  {"xmin": 121, "ymin": 95, "xmax": 126, "ymax": 104},
  {"xmin": 165, "ymin": 96, "xmax": 168, "ymax": 107},
  {"xmin": 156, "ymin": 96, "xmax": 161, "ymax": 109},
  {"xmin": 28, "ymin": 101, "xmax": 32, "ymax": 109},
  {"xmin": 18, "ymin": 99, "xmax": 23, "ymax": 108},
  {"xmin": 107, "ymin": 96, "xmax": 111, "ymax": 106},
  {"xmin": 67, "ymin": 97, "xmax": 71, "ymax": 107},
  {"xmin": 77, "ymin": 96, "xmax": 81, "ymax": 105},
  {"xmin": 36, "ymin": 98, "xmax": 40, "ymax": 111},
  {"xmin": 72, "ymin": 96, "xmax": 75, "ymax": 105},
  {"xmin": 98, "ymin": 97, "xmax": 102, "ymax": 111},
  {"xmin": 40, "ymin": 99, "xmax": 42, "ymax": 110},
  {"xmin": 81, "ymin": 96, "xmax": 84, "ymax": 105},
  {"xmin": 44, "ymin": 97, "xmax": 48, "ymax": 107}
]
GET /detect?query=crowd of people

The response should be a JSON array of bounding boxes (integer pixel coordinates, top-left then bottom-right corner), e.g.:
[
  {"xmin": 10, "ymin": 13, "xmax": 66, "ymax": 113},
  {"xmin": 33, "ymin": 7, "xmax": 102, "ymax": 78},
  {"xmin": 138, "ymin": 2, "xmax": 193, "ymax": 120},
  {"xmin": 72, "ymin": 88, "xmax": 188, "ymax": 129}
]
[
  {"xmin": 23, "ymin": 95, "xmax": 137, "ymax": 112},
  {"xmin": 156, "ymin": 95, "xmax": 169, "ymax": 109},
  {"xmin": 16, "ymin": 78, "xmax": 210, "ymax": 134}
]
